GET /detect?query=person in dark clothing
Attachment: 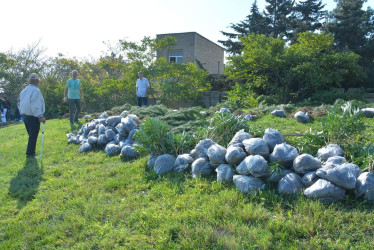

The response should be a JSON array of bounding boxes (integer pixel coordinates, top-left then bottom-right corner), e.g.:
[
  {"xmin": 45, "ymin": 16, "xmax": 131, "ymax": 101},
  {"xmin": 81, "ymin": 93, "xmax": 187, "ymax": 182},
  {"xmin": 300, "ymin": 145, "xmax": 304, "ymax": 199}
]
[
  {"xmin": 3, "ymin": 96, "xmax": 12, "ymax": 120},
  {"xmin": 0, "ymin": 97, "xmax": 8, "ymax": 123}
]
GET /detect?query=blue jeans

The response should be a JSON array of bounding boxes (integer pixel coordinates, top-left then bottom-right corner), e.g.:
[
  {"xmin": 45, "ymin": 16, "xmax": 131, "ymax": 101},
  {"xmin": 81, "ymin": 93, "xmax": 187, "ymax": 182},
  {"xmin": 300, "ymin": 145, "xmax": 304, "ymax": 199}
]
[
  {"xmin": 137, "ymin": 96, "xmax": 148, "ymax": 107},
  {"xmin": 68, "ymin": 99, "xmax": 81, "ymax": 124}
]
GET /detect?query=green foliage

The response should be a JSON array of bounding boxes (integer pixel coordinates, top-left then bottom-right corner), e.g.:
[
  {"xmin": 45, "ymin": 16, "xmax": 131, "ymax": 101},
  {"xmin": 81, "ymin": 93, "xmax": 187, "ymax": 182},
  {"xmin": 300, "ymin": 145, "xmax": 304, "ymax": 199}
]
[
  {"xmin": 287, "ymin": 129, "xmax": 326, "ymax": 155},
  {"xmin": 264, "ymin": 0, "xmax": 294, "ymax": 39},
  {"xmin": 317, "ymin": 101, "xmax": 365, "ymax": 145},
  {"xmin": 128, "ymin": 104, "xmax": 169, "ymax": 120},
  {"xmin": 170, "ymin": 119, "xmax": 209, "ymax": 135},
  {"xmin": 110, "ymin": 103, "xmax": 133, "ymax": 114},
  {"xmin": 160, "ymin": 107, "xmax": 204, "ymax": 128},
  {"xmin": 92, "ymin": 78, "xmax": 136, "ymax": 111},
  {"xmin": 344, "ymin": 143, "xmax": 374, "ymax": 170},
  {"xmin": 119, "ymin": 36, "xmax": 176, "ymax": 67},
  {"xmin": 288, "ymin": 101, "xmax": 366, "ymax": 154},
  {"xmin": 251, "ymin": 103, "xmax": 297, "ymax": 117},
  {"xmin": 150, "ymin": 58, "xmax": 210, "ymax": 107},
  {"xmin": 292, "ymin": 0, "xmax": 325, "ymax": 41},
  {"xmin": 0, "ymin": 42, "xmax": 46, "ymax": 113},
  {"xmin": 226, "ymin": 32, "xmax": 366, "ymax": 104},
  {"xmin": 227, "ymin": 82, "xmax": 259, "ymax": 108},
  {"xmin": 40, "ymin": 76, "xmax": 68, "ymax": 118},
  {"xmin": 309, "ymin": 90, "xmax": 365, "ymax": 105},
  {"xmin": 219, "ymin": 0, "xmax": 270, "ymax": 54},
  {"xmin": 324, "ymin": 0, "xmax": 372, "ymax": 53},
  {"xmin": 133, "ymin": 118, "xmax": 195, "ymax": 156},
  {"xmin": 207, "ymin": 74, "xmax": 235, "ymax": 91},
  {"xmin": 198, "ymin": 112, "xmax": 249, "ymax": 146},
  {"xmin": 133, "ymin": 118, "xmax": 171, "ymax": 156}
]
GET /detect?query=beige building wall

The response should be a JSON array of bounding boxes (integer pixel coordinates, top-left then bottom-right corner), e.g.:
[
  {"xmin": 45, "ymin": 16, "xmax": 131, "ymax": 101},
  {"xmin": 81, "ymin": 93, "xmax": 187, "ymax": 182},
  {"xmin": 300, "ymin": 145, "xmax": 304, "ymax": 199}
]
[
  {"xmin": 156, "ymin": 32, "xmax": 224, "ymax": 74},
  {"xmin": 194, "ymin": 33, "xmax": 224, "ymax": 74}
]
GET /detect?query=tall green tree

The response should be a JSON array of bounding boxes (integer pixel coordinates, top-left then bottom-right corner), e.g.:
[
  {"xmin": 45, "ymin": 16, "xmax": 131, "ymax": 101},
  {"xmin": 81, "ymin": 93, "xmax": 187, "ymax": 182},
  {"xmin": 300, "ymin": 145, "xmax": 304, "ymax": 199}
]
[
  {"xmin": 0, "ymin": 42, "xmax": 46, "ymax": 108},
  {"xmin": 264, "ymin": 0, "xmax": 295, "ymax": 40},
  {"xmin": 324, "ymin": 0, "xmax": 373, "ymax": 52},
  {"xmin": 291, "ymin": 0, "xmax": 326, "ymax": 42},
  {"xmin": 324, "ymin": 0, "xmax": 374, "ymax": 87},
  {"xmin": 219, "ymin": 1, "xmax": 269, "ymax": 54}
]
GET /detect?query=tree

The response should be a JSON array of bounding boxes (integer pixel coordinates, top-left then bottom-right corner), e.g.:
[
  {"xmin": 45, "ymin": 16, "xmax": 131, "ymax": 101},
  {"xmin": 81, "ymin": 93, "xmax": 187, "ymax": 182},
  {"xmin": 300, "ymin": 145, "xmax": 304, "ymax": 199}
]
[
  {"xmin": 324, "ymin": 0, "xmax": 374, "ymax": 87},
  {"xmin": 0, "ymin": 41, "xmax": 47, "ymax": 109},
  {"xmin": 264, "ymin": 0, "xmax": 295, "ymax": 40},
  {"xmin": 149, "ymin": 57, "xmax": 210, "ymax": 107},
  {"xmin": 118, "ymin": 36, "xmax": 176, "ymax": 67},
  {"xmin": 219, "ymin": 1, "xmax": 269, "ymax": 54},
  {"xmin": 291, "ymin": 0, "xmax": 326, "ymax": 42},
  {"xmin": 225, "ymin": 32, "xmax": 365, "ymax": 105},
  {"xmin": 324, "ymin": 0, "xmax": 370, "ymax": 52}
]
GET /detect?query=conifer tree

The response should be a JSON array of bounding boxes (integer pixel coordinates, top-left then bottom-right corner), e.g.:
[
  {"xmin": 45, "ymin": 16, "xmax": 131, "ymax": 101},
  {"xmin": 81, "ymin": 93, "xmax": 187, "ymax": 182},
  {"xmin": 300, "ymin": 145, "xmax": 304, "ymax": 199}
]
[
  {"xmin": 292, "ymin": 0, "xmax": 326, "ymax": 36},
  {"xmin": 264, "ymin": 0, "xmax": 295, "ymax": 40},
  {"xmin": 324, "ymin": 0, "xmax": 374, "ymax": 87},
  {"xmin": 219, "ymin": 1, "xmax": 269, "ymax": 54},
  {"xmin": 324, "ymin": 0, "xmax": 371, "ymax": 53}
]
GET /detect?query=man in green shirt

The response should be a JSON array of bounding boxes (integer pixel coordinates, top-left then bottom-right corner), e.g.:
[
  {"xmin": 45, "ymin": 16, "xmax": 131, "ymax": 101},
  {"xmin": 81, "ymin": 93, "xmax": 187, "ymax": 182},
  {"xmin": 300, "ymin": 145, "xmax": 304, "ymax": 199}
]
[{"xmin": 64, "ymin": 70, "xmax": 83, "ymax": 125}]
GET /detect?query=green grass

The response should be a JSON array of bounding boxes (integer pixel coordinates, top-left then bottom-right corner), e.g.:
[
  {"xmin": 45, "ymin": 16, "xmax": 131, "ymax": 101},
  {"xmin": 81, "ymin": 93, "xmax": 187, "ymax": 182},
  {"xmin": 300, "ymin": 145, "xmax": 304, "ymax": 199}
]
[{"xmin": 1, "ymin": 118, "xmax": 374, "ymax": 248}]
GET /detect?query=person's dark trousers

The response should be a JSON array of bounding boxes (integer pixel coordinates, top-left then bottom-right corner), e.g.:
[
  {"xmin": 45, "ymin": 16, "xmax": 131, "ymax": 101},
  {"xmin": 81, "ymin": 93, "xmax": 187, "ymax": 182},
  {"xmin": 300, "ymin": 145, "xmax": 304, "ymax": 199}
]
[
  {"xmin": 68, "ymin": 99, "xmax": 81, "ymax": 124},
  {"xmin": 23, "ymin": 115, "xmax": 40, "ymax": 157},
  {"xmin": 137, "ymin": 96, "xmax": 148, "ymax": 107}
]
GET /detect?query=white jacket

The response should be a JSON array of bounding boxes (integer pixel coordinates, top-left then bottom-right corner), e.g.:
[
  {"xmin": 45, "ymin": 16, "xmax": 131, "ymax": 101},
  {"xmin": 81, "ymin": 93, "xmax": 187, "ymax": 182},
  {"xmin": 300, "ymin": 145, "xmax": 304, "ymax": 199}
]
[{"xmin": 19, "ymin": 84, "xmax": 45, "ymax": 118}]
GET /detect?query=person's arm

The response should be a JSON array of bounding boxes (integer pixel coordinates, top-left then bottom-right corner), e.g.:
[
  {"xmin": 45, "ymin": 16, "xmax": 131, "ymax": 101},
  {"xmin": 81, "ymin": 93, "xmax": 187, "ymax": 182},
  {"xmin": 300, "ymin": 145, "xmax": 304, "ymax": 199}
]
[
  {"xmin": 145, "ymin": 79, "xmax": 150, "ymax": 97},
  {"xmin": 136, "ymin": 79, "xmax": 138, "ymax": 97},
  {"xmin": 31, "ymin": 89, "xmax": 45, "ymax": 123},
  {"xmin": 79, "ymin": 88, "xmax": 83, "ymax": 101},
  {"xmin": 64, "ymin": 86, "xmax": 68, "ymax": 102}
]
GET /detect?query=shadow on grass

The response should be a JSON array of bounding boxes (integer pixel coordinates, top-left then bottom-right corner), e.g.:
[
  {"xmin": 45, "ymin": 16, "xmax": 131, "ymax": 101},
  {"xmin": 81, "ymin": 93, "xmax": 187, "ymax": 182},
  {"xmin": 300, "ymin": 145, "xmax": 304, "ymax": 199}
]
[{"xmin": 9, "ymin": 157, "xmax": 44, "ymax": 209}]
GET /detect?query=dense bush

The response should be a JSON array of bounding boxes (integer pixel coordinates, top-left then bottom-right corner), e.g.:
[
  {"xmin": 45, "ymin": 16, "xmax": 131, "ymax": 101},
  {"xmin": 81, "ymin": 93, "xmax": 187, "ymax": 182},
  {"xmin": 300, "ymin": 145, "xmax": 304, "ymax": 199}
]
[
  {"xmin": 225, "ymin": 32, "xmax": 366, "ymax": 106},
  {"xmin": 207, "ymin": 74, "xmax": 235, "ymax": 91},
  {"xmin": 309, "ymin": 90, "xmax": 366, "ymax": 105}
]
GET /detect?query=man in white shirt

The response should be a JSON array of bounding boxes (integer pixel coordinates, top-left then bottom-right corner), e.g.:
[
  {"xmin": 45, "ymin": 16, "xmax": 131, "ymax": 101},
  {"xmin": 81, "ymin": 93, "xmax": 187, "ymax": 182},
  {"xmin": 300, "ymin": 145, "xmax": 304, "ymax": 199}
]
[
  {"xmin": 136, "ymin": 72, "xmax": 150, "ymax": 107},
  {"xmin": 19, "ymin": 73, "xmax": 46, "ymax": 158}
]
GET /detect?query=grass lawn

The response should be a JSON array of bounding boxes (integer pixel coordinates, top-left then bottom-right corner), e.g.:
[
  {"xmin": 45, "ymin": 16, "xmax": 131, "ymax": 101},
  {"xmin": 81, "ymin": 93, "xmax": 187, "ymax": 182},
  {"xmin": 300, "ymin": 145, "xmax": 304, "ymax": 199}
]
[{"xmin": 1, "ymin": 118, "xmax": 374, "ymax": 248}]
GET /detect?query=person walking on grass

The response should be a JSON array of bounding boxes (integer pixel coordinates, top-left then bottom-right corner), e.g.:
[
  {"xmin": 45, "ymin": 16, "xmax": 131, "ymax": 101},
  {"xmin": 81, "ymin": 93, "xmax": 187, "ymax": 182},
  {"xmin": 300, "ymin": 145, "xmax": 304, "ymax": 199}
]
[
  {"xmin": 19, "ymin": 73, "xmax": 46, "ymax": 158},
  {"xmin": 136, "ymin": 71, "xmax": 150, "ymax": 107},
  {"xmin": 64, "ymin": 70, "xmax": 83, "ymax": 125}
]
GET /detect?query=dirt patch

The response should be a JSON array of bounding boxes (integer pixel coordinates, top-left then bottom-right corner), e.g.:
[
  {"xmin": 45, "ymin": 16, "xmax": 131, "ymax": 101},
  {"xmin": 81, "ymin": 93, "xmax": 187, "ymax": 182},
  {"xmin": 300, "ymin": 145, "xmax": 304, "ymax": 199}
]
[
  {"xmin": 289, "ymin": 106, "xmax": 328, "ymax": 119},
  {"xmin": 233, "ymin": 110, "xmax": 245, "ymax": 116}
]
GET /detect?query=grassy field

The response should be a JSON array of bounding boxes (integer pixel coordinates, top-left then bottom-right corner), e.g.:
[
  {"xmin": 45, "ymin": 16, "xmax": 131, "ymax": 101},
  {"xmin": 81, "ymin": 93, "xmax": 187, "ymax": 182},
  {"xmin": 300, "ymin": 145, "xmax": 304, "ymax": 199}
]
[{"xmin": 1, "ymin": 117, "xmax": 374, "ymax": 248}]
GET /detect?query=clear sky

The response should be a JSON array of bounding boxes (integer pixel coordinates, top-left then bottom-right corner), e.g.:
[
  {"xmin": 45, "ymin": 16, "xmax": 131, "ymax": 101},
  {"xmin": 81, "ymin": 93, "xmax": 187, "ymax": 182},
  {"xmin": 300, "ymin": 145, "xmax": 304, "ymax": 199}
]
[{"xmin": 0, "ymin": 0, "xmax": 372, "ymax": 59}]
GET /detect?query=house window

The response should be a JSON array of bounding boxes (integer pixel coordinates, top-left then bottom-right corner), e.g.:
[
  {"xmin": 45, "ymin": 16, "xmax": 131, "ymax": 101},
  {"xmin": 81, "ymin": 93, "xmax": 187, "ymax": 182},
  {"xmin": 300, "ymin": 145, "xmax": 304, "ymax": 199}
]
[{"xmin": 169, "ymin": 51, "xmax": 183, "ymax": 63}]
